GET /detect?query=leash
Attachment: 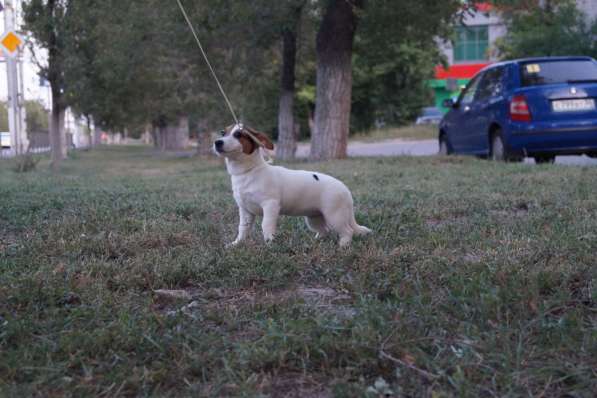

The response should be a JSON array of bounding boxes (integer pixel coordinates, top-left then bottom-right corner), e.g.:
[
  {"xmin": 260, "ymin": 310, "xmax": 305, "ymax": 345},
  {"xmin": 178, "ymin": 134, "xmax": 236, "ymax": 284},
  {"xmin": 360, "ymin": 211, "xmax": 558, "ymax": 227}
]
[
  {"xmin": 176, "ymin": 0, "xmax": 239, "ymax": 125},
  {"xmin": 176, "ymin": 0, "xmax": 273, "ymax": 162}
]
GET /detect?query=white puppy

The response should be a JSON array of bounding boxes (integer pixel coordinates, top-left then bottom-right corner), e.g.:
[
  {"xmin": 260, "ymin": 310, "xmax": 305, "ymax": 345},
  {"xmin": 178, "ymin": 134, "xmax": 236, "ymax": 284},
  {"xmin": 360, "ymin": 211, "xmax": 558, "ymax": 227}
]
[{"xmin": 214, "ymin": 124, "xmax": 371, "ymax": 247}]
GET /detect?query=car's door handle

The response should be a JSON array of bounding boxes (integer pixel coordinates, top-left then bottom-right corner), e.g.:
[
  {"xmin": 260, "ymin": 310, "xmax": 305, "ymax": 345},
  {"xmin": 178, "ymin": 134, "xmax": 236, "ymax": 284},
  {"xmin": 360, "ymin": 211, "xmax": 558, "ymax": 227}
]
[{"xmin": 463, "ymin": 106, "xmax": 471, "ymax": 112}]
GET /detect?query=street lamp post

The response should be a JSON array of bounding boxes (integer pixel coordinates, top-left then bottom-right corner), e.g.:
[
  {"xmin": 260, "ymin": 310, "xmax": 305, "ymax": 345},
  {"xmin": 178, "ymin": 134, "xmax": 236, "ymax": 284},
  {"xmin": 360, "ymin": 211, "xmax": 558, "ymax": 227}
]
[{"xmin": 3, "ymin": 0, "xmax": 27, "ymax": 156}]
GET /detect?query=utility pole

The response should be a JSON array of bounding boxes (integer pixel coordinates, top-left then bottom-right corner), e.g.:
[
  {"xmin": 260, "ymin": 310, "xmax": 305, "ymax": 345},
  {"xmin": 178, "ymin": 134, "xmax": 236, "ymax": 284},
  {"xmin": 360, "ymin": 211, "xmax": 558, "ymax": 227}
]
[{"xmin": 3, "ymin": 0, "xmax": 27, "ymax": 155}]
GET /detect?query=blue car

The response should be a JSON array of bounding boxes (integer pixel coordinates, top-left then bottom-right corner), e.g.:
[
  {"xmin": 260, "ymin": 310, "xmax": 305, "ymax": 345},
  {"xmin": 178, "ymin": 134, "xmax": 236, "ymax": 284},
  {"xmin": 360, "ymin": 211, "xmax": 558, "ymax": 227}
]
[{"xmin": 439, "ymin": 56, "xmax": 597, "ymax": 163}]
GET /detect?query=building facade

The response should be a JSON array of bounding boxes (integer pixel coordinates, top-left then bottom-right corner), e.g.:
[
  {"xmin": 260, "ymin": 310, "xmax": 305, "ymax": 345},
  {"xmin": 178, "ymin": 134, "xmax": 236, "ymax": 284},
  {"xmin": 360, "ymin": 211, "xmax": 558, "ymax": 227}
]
[{"xmin": 431, "ymin": 0, "xmax": 597, "ymax": 112}]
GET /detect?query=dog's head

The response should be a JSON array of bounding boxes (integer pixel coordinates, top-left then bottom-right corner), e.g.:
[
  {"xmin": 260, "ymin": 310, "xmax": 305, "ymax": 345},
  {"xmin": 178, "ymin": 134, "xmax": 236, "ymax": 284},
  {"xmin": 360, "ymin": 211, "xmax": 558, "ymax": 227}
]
[{"xmin": 213, "ymin": 124, "xmax": 274, "ymax": 158}]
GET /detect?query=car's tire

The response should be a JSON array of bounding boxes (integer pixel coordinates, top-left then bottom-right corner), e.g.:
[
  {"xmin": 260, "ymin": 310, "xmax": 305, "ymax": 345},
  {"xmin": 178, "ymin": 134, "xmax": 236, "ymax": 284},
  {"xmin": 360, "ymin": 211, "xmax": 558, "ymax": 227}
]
[
  {"xmin": 490, "ymin": 132, "xmax": 506, "ymax": 161},
  {"xmin": 490, "ymin": 130, "xmax": 522, "ymax": 162},
  {"xmin": 588, "ymin": 153, "xmax": 597, "ymax": 159},
  {"xmin": 439, "ymin": 134, "xmax": 452, "ymax": 155},
  {"xmin": 534, "ymin": 155, "xmax": 555, "ymax": 164}
]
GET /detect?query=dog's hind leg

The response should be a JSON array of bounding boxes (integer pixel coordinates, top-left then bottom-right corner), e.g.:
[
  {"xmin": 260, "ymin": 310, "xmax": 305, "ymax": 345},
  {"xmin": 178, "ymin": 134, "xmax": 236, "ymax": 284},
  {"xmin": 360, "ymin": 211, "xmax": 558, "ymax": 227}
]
[
  {"xmin": 325, "ymin": 210, "xmax": 354, "ymax": 247},
  {"xmin": 337, "ymin": 225, "xmax": 354, "ymax": 248},
  {"xmin": 305, "ymin": 215, "xmax": 328, "ymax": 239}
]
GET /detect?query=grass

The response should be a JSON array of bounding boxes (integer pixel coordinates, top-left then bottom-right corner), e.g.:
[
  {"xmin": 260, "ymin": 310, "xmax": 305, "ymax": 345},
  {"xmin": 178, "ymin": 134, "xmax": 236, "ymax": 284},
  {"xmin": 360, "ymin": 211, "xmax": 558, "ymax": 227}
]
[
  {"xmin": 352, "ymin": 124, "xmax": 438, "ymax": 142},
  {"xmin": 1, "ymin": 146, "xmax": 596, "ymax": 397}
]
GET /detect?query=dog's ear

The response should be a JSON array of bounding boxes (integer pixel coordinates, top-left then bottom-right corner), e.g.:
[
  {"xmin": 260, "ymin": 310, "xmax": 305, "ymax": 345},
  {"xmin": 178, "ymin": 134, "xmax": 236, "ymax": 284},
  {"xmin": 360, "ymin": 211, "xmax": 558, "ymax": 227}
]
[{"xmin": 246, "ymin": 127, "xmax": 274, "ymax": 150}]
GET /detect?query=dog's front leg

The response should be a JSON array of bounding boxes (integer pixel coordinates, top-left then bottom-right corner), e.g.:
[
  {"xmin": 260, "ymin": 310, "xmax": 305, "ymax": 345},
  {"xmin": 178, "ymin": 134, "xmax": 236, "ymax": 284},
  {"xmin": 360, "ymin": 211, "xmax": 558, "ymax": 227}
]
[
  {"xmin": 261, "ymin": 201, "xmax": 280, "ymax": 243},
  {"xmin": 229, "ymin": 207, "xmax": 255, "ymax": 247}
]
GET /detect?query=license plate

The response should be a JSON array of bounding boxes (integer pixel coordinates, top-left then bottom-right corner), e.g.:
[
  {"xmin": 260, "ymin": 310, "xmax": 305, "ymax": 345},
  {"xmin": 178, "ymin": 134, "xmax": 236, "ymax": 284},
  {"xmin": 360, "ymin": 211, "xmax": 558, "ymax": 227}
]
[{"xmin": 552, "ymin": 98, "xmax": 595, "ymax": 112}]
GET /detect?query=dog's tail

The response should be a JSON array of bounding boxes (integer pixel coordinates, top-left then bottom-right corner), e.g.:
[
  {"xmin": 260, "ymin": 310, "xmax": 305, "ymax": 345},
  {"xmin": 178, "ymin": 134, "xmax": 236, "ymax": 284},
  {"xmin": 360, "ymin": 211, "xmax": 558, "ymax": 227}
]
[{"xmin": 351, "ymin": 214, "xmax": 372, "ymax": 236}]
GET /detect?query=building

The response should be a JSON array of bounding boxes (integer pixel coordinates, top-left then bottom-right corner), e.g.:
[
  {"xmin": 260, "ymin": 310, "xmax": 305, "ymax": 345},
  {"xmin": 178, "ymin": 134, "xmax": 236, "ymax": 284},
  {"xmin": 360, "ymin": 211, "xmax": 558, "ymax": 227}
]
[
  {"xmin": 431, "ymin": 1, "xmax": 597, "ymax": 112},
  {"xmin": 430, "ymin": 3, "xmax": 505, "ymax": 112}
]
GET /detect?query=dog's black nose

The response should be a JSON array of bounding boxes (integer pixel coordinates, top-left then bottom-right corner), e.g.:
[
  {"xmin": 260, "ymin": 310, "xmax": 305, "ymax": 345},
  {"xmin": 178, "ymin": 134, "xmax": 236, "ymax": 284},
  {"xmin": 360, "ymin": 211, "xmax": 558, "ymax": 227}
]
[{"xmin": 214, "ymin": 140, "xmax": 224, "ymax": 150}]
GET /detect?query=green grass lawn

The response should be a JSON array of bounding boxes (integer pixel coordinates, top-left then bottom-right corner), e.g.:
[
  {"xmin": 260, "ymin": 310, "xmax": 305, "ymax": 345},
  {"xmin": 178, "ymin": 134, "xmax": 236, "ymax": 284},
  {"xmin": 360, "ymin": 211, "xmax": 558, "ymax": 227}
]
[{"xmin": 1, "ymin": 147, "xmax": 596, "ymax": 397}]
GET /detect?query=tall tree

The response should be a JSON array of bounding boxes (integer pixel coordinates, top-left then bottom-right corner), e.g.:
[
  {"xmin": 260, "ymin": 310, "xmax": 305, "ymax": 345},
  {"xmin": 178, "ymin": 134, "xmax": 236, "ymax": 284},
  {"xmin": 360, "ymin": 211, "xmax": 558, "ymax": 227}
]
[
  {"xmin": 310, "ymin": 0, "xmax": 364, "ymax": 161},
  {"xmin": 310, "ymin": 0, "xmax": 463, "ymax": 160},
  {"xmin": 23, "ymin": 0, "xmax": 70, "ymax": 169}
]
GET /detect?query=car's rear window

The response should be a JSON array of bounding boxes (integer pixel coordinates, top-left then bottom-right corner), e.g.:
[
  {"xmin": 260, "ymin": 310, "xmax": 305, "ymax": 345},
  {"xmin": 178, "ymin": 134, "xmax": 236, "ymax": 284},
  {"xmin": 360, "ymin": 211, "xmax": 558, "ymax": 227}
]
[{"xmin": 520, "ymin": 60, "xmax": 597, "ymax": 87}]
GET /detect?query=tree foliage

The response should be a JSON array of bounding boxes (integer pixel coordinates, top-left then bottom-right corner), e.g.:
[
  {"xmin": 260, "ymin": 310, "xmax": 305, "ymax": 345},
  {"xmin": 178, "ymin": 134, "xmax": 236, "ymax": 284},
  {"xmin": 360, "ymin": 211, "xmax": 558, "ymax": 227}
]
[
  {"xmin": 352, "ymin": 0, "xmax": 462, "ymax": 131},
  {"xmin": 23, "ymin": 0, "xmax": 466, "ymax": 154},
  {"xmin": 492, "ymin": 0, "xmax": 597, "ymax": 59}
]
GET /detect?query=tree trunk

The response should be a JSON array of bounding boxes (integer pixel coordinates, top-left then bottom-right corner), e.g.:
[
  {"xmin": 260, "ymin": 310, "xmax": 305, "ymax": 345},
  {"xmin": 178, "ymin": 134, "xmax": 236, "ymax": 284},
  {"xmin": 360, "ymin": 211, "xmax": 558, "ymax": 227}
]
[
  {"xmin": 93, "ymin": 125, "xmax": 102, "ymax": 146},
  {"xmin": 159, "ymin": 126, "xmax": 167, "ymax": 150},
  {"xmin": 46, "ymin": 0, "xmax": 67, "ymax": 169},
  {"xmin": 154, "ymin": 116, "xmax": 189, "ymax": 151},
  {"xmin": 173, "ymin": 115, "xmax": 189, "ymax": 149},
  {"xmin": 196, "ymin": 119, "xmax": 213, "ymax": 156},
  {"xmin": 151, "ymin": 124, "xmax": 160, "ymax": 149},
  {"xmin": 49, "ymin": 91, "xmax": 66, "ymax": 169},
  {"xmin": 276, "ymin": 17, "xmax": 300, "ymax": 160},
  {"xmin": 310, "ymin": 0, "xmax": 363, "ymax": 161},
  {"xmin": 59, "ymin": 109, "xmax": 67, "ymax": 157}
]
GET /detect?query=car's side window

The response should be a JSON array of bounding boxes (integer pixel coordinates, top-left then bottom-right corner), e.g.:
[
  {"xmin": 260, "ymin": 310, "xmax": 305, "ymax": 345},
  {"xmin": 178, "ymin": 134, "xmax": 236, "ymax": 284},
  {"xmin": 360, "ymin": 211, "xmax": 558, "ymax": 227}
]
[
  {"xmin": 459, "ymin": 74, "xmax": 482, "ymax": 106},
  {"xmin": 476, "ymin": 67, "xmax": 505, "ymax": 102}
]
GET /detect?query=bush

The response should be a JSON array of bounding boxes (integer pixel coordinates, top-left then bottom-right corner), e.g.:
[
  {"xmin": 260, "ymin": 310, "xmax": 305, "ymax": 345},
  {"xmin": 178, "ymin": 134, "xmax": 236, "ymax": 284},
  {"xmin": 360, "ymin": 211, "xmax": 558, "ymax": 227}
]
[{"xmin": 12, "ymin": 153, "xmax": 40, "ymax": 173}]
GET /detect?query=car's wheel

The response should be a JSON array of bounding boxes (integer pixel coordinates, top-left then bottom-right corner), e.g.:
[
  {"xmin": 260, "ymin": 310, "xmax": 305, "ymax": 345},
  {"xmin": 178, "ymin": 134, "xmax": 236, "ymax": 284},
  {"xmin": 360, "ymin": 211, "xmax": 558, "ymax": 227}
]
[
  {"xmin": 588, "ymin": 153, "xmax": 597, "ymax": 159},
  {"xmin": 439, "ymin": 134, "xmax": 451, "ymax": 155},
  {"xmin": 490, "ymin": 130, "xmax": 522, "ymax": 162},
  {"xmin": 490, "ymin": 132, "xmax": 506, "ymax": 161},
  {"xmin": 534, "ymin": 155, "xmax": 555, "ymax": 164}
]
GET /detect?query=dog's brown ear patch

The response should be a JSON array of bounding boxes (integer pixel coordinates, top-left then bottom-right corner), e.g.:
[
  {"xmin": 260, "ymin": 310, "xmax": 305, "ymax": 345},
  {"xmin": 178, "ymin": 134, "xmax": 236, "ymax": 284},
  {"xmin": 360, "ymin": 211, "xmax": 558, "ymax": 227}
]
[
  {"xmin": 247, "ymin": 127, "xmax": 274, "ymax": 150},
  {"xmin": 238, "ymin": 134, "xmax": 257, "ymax": 154}
]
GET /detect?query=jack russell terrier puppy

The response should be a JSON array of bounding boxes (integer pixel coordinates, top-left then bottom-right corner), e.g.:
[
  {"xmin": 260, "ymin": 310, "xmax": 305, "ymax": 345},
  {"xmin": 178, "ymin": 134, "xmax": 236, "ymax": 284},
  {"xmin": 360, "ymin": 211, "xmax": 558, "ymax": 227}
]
[{"xmin": 214, "ymin": 124, "xmax": 372, "ymax": 247}]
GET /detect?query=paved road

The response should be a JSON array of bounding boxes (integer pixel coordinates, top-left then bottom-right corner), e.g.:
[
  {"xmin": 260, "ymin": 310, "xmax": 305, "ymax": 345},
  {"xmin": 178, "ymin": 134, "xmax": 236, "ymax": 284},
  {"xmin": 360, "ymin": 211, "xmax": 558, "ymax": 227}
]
[{"xmin": 297, "ymin": 139, "xmax": 597, "ymax": 166}]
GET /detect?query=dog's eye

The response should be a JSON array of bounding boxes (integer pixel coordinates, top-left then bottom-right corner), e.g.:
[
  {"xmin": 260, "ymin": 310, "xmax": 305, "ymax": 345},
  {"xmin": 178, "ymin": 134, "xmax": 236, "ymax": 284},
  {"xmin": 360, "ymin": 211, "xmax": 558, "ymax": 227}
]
[
  {"xmin": 233, "ymin": 131, "xmax": 242, "ymax": 139},
  {"xmin": 219, "ymin": 130, "xmax": 226, "ymax": 137}
]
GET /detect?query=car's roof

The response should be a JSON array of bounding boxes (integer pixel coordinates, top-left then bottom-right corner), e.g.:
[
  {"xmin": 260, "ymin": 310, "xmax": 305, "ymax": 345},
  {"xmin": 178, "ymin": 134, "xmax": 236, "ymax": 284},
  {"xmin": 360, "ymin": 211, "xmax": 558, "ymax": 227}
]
[{"xmin": 479, "ymin": 56, "xmax": 596, "ymax": 73}]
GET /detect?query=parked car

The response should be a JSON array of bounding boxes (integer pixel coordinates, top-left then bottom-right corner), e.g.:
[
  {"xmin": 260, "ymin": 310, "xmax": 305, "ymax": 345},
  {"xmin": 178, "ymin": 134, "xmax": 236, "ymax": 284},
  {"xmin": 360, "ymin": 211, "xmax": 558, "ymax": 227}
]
[
  {"xmin": 1, "ymin": 132, "xmax": 10, "ymax": 149},
  {"xmin": 439, "ymin": 56, "xmax": 597, "ymax": 163},
  {"xmin": 416, "ymin": 106, "xmax": 443, "ymax": 125}
]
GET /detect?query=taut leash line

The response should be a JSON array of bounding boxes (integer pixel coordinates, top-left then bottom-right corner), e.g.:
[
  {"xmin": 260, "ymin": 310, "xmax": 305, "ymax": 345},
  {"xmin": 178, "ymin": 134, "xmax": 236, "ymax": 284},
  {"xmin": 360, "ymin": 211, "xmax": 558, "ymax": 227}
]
[{"xmin": 176, "ymin": 0, "xmax": 239, "ymax": 125}]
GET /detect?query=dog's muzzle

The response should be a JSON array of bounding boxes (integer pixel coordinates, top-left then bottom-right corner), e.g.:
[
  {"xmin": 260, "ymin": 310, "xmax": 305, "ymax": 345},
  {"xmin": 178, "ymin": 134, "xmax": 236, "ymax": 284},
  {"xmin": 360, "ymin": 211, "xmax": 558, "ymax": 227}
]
[{"xmin": 214, "ymin": 140, "xmax": 224, "ymax": 153}]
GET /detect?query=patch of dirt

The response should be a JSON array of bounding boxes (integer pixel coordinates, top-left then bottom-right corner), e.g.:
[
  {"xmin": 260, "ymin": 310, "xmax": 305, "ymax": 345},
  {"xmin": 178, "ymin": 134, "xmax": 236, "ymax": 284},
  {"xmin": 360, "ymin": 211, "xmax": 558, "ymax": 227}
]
[
  {"xmin": 462, "ymin": 252, "xmax": 483, "ymax": 264},
  {"xmin": 490, "ymin": 202, "xmax": 532, "ymax": 219},
  {"xmin": 154, "ymin": 286, "xmax": 356, "ymax": 320},
  {"xmin": 259, "ymin": 373, "xmax": 333, "ymax": 398}
]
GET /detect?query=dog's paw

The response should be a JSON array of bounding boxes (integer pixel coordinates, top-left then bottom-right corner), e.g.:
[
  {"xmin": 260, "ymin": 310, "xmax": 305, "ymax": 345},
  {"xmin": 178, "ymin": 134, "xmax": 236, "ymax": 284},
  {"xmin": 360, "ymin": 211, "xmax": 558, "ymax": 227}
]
[{"xmin": 226, "ymin": 240, "xmax": 241, "ymax": 249}]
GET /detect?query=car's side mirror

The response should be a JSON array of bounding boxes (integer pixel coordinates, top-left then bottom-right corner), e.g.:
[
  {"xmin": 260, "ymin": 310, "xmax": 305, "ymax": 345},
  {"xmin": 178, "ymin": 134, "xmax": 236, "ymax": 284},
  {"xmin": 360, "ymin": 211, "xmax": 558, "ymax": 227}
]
[{"xmin": 443, "ymin": 98, "xmax": 457, "ymax": 109}]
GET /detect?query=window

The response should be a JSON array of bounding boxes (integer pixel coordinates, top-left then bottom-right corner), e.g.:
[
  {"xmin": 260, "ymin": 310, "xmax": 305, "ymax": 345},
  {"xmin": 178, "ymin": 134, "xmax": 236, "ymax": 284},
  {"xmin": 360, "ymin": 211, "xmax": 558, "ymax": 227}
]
[
  {"xmin": 459, "ymin": 74, "xmax": 482, "ymax": 106},
  {"xmin": 520, "ymin": 60, "xmax": 597, "ymax": 87},
  {"xmin": 453, "ymin": 25, "xmax": 489, "ymax": 62},
  {"xmin": 476, "ymin": 67, "xmax": 505, "ymax": 101}
]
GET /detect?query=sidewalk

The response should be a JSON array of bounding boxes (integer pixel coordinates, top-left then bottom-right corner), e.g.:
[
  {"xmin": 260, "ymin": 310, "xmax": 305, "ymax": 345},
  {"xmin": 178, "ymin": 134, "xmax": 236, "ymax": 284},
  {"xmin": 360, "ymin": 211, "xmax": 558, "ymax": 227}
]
[
  {"xmin": 296, "ymin": 139, "xmax": 597, "ymax": 165},
  {"xmin": 296, "ymin": 139, "xmax": 438, "ymax": 158}
]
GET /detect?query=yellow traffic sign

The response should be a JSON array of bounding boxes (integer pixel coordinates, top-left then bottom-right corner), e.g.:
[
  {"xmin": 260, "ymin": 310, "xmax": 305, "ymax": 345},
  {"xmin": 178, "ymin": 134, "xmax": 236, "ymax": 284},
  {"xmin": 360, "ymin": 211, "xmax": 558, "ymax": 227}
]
[{"xmin": 0, "ymin": 31, "xmax": 23, "ymax": 57}]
